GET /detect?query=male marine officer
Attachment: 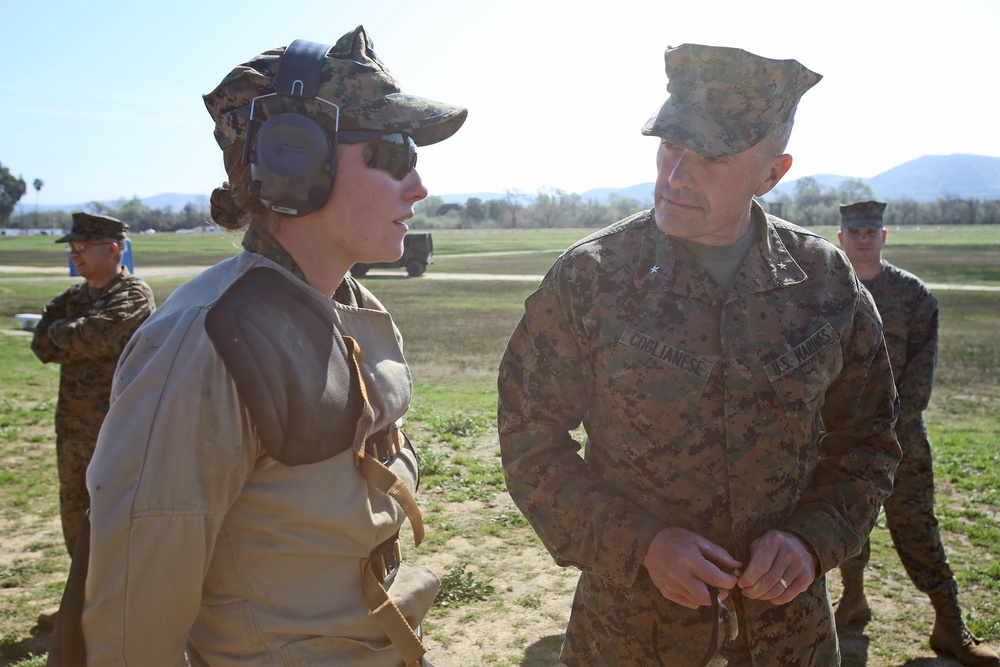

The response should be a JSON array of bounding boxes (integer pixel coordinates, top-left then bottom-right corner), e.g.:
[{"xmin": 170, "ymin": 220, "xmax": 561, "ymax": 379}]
[{"xmin": 498, "ymin": 44, "xmax": 900, "ymax": 666}]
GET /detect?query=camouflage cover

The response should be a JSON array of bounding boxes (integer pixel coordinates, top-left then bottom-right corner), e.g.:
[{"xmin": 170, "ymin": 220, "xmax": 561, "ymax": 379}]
[
  {"xmin": 204, "ymin": 25, "xmax": 467, "ymax": 149},
  {"xmin": 56, "ymin": 212, "xmax": 128, "ymax": 243},
  {"xmin": 497, "ymin": 203, "xmax": 900, "ymax": 665},
  {"xmin": 839, "ymin": 201, "xmax": 887, "ymax": 230},
  {"xmin": 31, "ymin": 268, "xmax": 155, "ymax": 553},
  {"xmin": 641, "ymin": 43, "xmax": 821, "ymax": 157}
]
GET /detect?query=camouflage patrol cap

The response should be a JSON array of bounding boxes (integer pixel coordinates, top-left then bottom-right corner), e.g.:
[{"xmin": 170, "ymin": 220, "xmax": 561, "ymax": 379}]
[
  {"xmin": 641, "ymin": 43, "xmax": 822, "ymax": 157},
  {"xmin": 203, "ymin": 25, "xmax": 468, "ymax": 149},
  {"xmin": 840, "ymin": 200, "xmax": 887, "ymax": 229},
  {"xmin": 55, "ymin": 212, "xmax": 128, "ymax": 243}
]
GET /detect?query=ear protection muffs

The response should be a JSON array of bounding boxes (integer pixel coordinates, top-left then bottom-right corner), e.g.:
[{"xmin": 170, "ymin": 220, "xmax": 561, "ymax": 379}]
[{"xmin": 241, "ymin": 39, "xmax": 339, "ymax": 218}]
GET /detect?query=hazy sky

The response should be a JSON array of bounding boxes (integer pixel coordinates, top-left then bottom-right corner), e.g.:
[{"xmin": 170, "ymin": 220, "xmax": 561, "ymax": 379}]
[{"xmin": 2, "ymin": 0, "xmax": 997, "ymax": 206}]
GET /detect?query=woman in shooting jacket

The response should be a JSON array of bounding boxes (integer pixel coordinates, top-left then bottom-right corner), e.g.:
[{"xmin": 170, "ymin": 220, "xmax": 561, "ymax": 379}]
[{"xmin": 64, "ymin": 26, "xmax": 466, "ymax": 666}]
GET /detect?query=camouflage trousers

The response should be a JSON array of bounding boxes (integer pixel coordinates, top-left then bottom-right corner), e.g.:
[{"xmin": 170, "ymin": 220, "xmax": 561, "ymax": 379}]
[
  {"xmin": 560, "ymin": 570, "xmax": 838, "ymax": 666},
  {"xmin": 840, "ymin": 428, "xmax": 957, "ymax": 598},
  {"xmin": 55, "ymin": 435, "xmax": 97, "ymax": 557}
]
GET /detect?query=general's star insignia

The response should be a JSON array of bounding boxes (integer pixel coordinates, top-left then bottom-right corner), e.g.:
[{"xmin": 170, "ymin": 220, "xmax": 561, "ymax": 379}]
[
  {"xmin": 650, "ymin": 265, "xmax": 659, "ymax": 274},
  {"xmin": 778, "ymin": 262, "xmax": 788, "ymax": 270}
]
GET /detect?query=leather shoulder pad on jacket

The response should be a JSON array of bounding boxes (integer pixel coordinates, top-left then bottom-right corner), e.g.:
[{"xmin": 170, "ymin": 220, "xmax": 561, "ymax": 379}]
[{"xmin": 205, "ymin": 267, "xmax": 363, "ymax": 465}]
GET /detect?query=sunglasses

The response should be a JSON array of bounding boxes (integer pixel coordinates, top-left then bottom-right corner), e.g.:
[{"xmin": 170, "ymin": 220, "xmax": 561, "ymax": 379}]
[
  {"xmin": 66, "ymin": 241, "xmax": 114, "ymax": 254},
  {"xmin": 701, "ymin": 587, "xmax": 739, "ymax": 667},
  {"xmin": 653, "ymin": 586, "xmax": 739, "ymax": 667},
  {"xmin": 339, "ymin": 131, "xmax": 418, "ymax": 181}
]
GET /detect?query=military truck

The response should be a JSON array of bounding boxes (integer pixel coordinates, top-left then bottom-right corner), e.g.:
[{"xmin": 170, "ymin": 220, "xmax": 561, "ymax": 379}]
[{"xmin": 350, "ymin": 232, "xmax": 433, "ymax": 277}]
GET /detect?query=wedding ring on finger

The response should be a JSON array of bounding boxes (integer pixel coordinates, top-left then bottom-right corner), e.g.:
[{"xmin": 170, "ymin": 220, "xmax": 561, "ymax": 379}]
[{"xmin": 779, "ymin": 577, "xmax": 789, "ymax": 590}]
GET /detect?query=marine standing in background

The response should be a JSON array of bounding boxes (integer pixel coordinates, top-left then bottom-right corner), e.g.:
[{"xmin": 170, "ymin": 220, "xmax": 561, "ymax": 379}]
[
  {"xmin": 835, "ymin": 201, "xmax": 999, "ymax": 666},
  {"xmin": 498, "ymin": 44, "xmax": 901, "ymax": 666},
  {"xmin": 31, "ymin": 212, "xmax": 156, "ymax": 561}
]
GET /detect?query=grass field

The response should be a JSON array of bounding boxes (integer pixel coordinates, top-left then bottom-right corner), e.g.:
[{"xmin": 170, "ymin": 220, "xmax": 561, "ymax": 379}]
[{"xmin": 1, "ymin": 224, "xmax": 997, "ymax": 666}]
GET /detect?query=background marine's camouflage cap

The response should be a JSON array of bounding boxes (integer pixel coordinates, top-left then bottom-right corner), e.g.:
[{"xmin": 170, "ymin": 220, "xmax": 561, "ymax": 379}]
[
  {"xmin": 840, "ymin": 200, "xmax": 887, "ymax": 229},
  {"xmin": 56, "ymin": 213, "xmax": 128, "ymax": 243},
  {"xmin": 641, "ymin": 43, "xmax": 822, "ymax": 157},
  {"xmin": 203, "ymin": 25, "xmax": 467, "ymax": 149}
]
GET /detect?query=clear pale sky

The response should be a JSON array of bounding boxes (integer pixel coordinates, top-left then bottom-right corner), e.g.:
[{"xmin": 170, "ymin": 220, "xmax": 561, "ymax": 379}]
[{"xmin": 2, "ymin": 0, "xmax": 997, "ymax": 206}]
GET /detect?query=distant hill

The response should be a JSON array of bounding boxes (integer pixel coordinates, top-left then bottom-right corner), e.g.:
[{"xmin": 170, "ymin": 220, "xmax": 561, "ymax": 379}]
[
  {"xmin": 442, "ymin": 155, "xmax": 999, "ymax": 206},
  {"xmin": 580, "ymin": 183, "xmax": 655, "ymax": 206},
  {"xmin": 765, "ymin": 154, "xmax": 1000, "ymax": 203},
  {"xmin": 31, "ymin": 154, "xmax": 1000, "ymax": 212},
  {"xmin": 438, "ymin": 192, "xmax": 508, "ymax": 205},
  {"xmin": 34, "ymin": 192, "xmax": 210, "ymax": 214},
  {"xmin": 867, "ymin": 154, "xmax": 1000, "ymax": 201},
  {"xmin": 441, "ymin": 183, "xmax": 655, "ymax": 206},
  {"xmin": 141, "ymin": 193, "xmax": 210, "ymax": 210}
]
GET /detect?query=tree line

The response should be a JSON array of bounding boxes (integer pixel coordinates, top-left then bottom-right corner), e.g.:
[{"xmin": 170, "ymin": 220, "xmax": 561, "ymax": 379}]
[
  {"xmin": 3, "ymin": 162, "xmax": 999, "ymax": 233},
  {"xmin": 764, "ymin": 177, "xmax": 1000, "ymax": 227},
  {"xmin": 4, "ymin": 195, "xmax": 212, "ymax": 233},
  {"xmin": 410, "ymin": 188, "xmax": 652, "ymax": 230},
  {"xmin": 409, "ymin": 180, "xmax": 1000, "ymax": 229}
]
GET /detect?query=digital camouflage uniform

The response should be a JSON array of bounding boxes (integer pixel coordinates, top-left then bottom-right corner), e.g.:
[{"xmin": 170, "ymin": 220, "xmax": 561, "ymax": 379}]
[
  {"xmin": 834, "ymin": 202, "xmax": 999, "ymax": 665},
  {"xmin": 498, "ymin": 205, "xmax": 900, "ymax": 666},
  {"xmin": 839, "ymin": 262, "xmax": 951, "ymax": 595},
  {"xmin": 32, "ymin": 266, "xmax": 155, "ymax": 555}
]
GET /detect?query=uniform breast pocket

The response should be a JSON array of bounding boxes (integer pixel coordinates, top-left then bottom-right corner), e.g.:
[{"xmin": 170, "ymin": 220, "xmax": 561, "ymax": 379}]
[
  {"xmin": 605, "ymin": 327, "xmax": 712, "ymax": 414},
  {"xmin": 765, "ymin": 323, "xmax": 843, "ymax": 418}
]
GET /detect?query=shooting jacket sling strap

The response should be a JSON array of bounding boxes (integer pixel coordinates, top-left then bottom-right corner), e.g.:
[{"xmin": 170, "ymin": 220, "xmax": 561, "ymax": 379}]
[{"xmin": 360, "ymin": 429, "xmax": 427, "ymax": 666}]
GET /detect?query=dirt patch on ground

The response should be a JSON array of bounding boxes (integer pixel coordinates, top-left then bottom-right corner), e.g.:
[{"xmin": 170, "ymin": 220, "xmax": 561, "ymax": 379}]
[{"xmin": 419, "ymin": 544, "xmax": 576, "ymax": 667}]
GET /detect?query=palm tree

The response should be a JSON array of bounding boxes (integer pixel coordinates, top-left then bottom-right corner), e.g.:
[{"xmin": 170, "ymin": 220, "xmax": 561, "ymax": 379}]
[{"xmin": 33, "ymin": 178, "xmax": 43, "ymax": 228}]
